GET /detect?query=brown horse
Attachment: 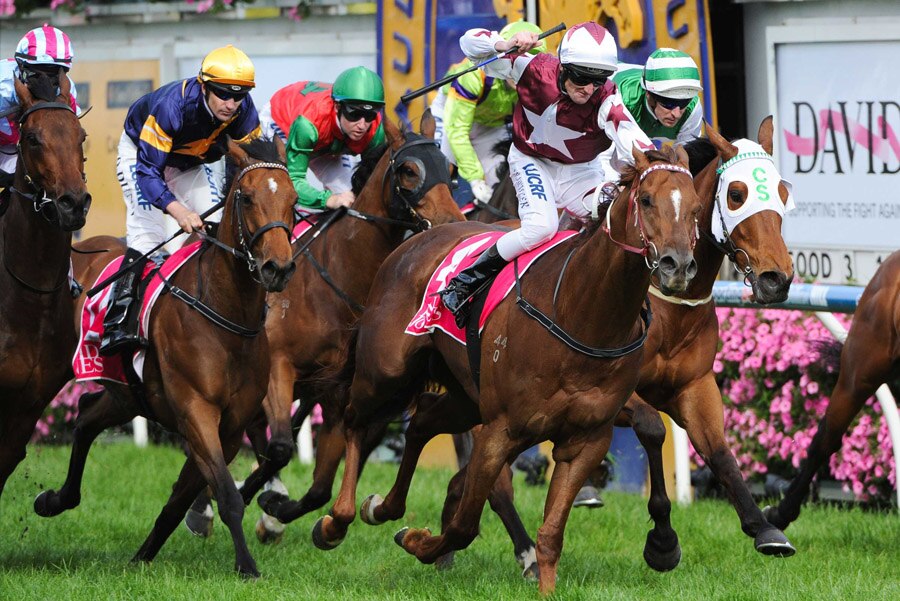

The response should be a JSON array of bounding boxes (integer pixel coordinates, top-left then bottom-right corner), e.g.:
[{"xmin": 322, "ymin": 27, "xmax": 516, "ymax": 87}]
[
  {"xmin": 33, "ymin": 138, "xmax": 296, "ymax": 577},
  {"xmin": 0, "ymin": 73, "xmax": 91, "ymax": 506},
  {"xmin": 348, "ymin": 117, "xmax": 798, "ymax": 574},
  {"xmin": 311, "ymin": 146, "xmax": 701, "ymax": 594},
  {"xmin": 765, "ymin": 250, "xmax": 900, "ymax": 530},
  {"xmin": 183, "ymin": 117, "xmax": 465, "ymax": 537}
]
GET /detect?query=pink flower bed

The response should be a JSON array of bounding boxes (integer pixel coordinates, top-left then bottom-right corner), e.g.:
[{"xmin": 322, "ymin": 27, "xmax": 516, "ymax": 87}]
[{"xmin": 693, "ymin": 307, "xmax": 896, "ymax": 503}]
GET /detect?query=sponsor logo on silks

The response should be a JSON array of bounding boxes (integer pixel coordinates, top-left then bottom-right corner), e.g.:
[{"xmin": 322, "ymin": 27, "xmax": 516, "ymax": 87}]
[{"xmin": 521, "ymin": 163, "xmax": 548, "ymax": 202}]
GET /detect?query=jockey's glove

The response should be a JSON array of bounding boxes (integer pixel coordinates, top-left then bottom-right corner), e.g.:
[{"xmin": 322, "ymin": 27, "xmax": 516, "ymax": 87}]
[{"xmin": 470, "ymin": 179, "xmax": 493, "ymax": 205}]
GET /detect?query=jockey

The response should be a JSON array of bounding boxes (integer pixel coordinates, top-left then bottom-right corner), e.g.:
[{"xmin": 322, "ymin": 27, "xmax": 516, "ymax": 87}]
[
  {"xmin": 258, "ymin": 66, "xmax": 385, "ymax": 211},
  {"xmin": 440, "ymin": 22, "xmax": 653, "ymax": 325},
  {"xmin": 0, "ymin": 25, "xmax": 80, "ymax": 176},
  {"xmin": 100, "ymin": 45, "xmax": 260, "ymax": 356},
  {"xmin": 599, "ymin": 48, "xmax": 704, "ymax": 175},
  {"xmin": 439, "ymin": 20, "xmax": 546, "ymax": 205}
]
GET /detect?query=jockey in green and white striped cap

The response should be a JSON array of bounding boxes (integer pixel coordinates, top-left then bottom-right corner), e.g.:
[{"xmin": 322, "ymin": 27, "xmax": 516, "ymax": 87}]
[{"xmin": 641, "ymin": 48, "xmax": 702, "ymax": 100}]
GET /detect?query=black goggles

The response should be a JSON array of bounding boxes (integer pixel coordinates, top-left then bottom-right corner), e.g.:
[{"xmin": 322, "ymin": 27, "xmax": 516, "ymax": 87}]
[
  {"xmin": 563, "ymin": 66, "xmax": 612, "ymax": 87},
  {"xmin": 650, "ymin": 92, "xmax": 692, "ymax": 110},
  {"xmin": 208, "ymin": 85, "xmax": 250, "ymax": 102},
  {"xmin": 341, "ymin": 104, "xmax": 379, "ymax": 123}
]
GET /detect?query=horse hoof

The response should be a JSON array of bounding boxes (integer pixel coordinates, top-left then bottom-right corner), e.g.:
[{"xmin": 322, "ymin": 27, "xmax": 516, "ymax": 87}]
[
  {"xmin": 643, "ymin": 531, "xmax": 681, "ymax": 572},
  {"xmin": 361, "ymin": 494, "xmax": 385, "ymax": 526},
  {"xmin": 33, "ymin": 490, "xmax": 69, "ymax": 518},
  {"xmin": 311, "ymin": 515, "xmax": 343, "ymax": 550},
  {"xmin": 435, "ymin": 551, "xmax": 455, "ymax": 571},
  {"xmin": 184, "ymin": 504, "xmax": 214, "ymax": 538},
  {"xmin": 517, "ymin": 546, "xmax": 538, "ymax": 580},
  {"xmin": 393, "ymin": 527, "xmax": 410, "ymax": 548},
  {"xmin": 755, "ymin": 525, "xmax": 795, "ymax": 557},
  {"xmin": 255, "ymin": 513, "xmax": 285, "ymax": 545},
  {"xmin": 257, "ymin": 490, "xmax": 289, "ymax": 517},
  {"xmin": 521, "ymin": 561, "xmax": 540, "ymax": 582},
  {"xmin": 238, "ymin": 565, "xmax": 261, "ymax": 579}
]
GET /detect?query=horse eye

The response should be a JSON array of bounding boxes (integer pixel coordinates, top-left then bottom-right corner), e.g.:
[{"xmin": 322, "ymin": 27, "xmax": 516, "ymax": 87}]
[
  {"xmin": 728, "ymin": 190, "xmax": 744, "ymax": 204},
  {"xmin": 24, "ymin": 132, "xmax": 40, "ymax": 146},
  {"xmin": 640, "ymin": 193, "xmax": 652, "ymax": 208}
]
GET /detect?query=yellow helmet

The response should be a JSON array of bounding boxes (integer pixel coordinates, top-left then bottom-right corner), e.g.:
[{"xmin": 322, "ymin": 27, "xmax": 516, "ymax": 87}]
[{"xmin": 198, "ymin": 45, "xmax": 256, "ymax": 92}]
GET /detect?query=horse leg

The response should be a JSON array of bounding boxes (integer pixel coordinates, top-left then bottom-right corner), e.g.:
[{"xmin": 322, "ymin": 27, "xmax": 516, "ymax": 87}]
[
  {"xmin": 0, "ymin": 402, "xmax": 45, "ymax": 502},
  {"xmin": 672, "ymin": 374, "xmax": 794, "ymax": 556},
  {"xmin": 621, "ymin": 396, "xmax": 680, "ymax": 571},
  {"xmin": 766, "ymin": 339, "xmax": 890, "ymax": 531},
  {"xmin": 535, "ymin": 431, "xmax": 614, "ymax": 595},
  {"xmin": 395, "ymin": 420, "xmax": 514, "ymax": 565},
  {"xmin": 35, "ymin": 389, "xmax": 135, "ymax": 517}
]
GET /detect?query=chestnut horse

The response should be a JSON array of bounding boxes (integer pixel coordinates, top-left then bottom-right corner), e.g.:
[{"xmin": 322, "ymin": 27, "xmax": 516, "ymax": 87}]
[
  {"xmin": 33, "ymin": 138, "xmax": 296, "ymax": 577},
  {"xmin": 312, "ymin": 146, "xmax": 702, "ymax": 594},
  {"xmin": 348, "ymin": 118, "xmax": 797, "ymax": 574},
  {"xmin": 0, "ymin": 73, "xmax": 91, "ymax": 506},
  {"xmin": 765, "ymin": 249, "xmax": 900, "ymax": 530},
  {"xmin": 186, "ymin": 117, "xmax": 465, "ymax": 538}
]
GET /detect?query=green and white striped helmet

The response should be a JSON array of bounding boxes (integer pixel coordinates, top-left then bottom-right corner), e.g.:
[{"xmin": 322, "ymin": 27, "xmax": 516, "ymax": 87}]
[{"xmin": 642, "ymin": 48, "xmax": 702, "ymax": 100}]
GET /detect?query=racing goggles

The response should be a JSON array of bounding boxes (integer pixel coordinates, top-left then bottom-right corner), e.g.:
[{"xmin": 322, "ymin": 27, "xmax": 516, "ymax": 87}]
[
  {"xmin": 563, "ymin": 65, "xmax": 613, "ymax": 87},
  {"xmin": 341, "ymin": 104, "xmax": 380, "ymax": 124},
  {"xmin": 650, "ymin": 93, "xmax": 692, "ymax": 110},
  {"xmin": 208, "ymin": 84, "xmax": 250, "ymax": 103}
]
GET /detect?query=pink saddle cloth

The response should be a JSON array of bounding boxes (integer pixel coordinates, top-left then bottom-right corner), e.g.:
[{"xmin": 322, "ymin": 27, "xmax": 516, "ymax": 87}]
[
  {"xmin": 405, "ymin": 230, "xmax": 576, "ymax": 345},
  {"xmin": 72, "ymin": 241, "xmax": 202, "ymax": 384}
]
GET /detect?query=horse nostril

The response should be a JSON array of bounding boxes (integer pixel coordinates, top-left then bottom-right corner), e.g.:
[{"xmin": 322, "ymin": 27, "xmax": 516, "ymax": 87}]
[
  {"xmin": 658, "ymin": 254, "xmax": 678, "ymax": 275},
  {"xmin": 685, "ymin": 258, "xmax": 698, "ymax": 280},
  {"xmin": 758, "ymin": 271, "xmax": 789, "ymax": 295}
]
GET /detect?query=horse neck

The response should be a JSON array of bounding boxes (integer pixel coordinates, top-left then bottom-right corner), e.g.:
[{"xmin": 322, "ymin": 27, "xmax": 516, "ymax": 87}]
[
  {"xmin": 0, "ymin": 168, "xmax": 72, "ymax": 292},
  {"xmin": 555, "ymin": 184, "xmax": 653, "ymax": 346},
  {"xmin": 680, "ymin": 160, "xmax": 725, "ymax": 299}
]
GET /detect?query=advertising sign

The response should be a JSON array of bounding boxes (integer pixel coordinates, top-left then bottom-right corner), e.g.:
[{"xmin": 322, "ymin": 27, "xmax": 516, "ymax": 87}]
[{"xmin": 776, "ymin": 41, "xmax": 900, "ymax": 284}]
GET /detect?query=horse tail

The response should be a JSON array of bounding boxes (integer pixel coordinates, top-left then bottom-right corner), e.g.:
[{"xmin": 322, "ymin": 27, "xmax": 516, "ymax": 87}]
[
  {"xmin": 811, "ymin": 338, "xmax": 844, "ymax": 376},
  {"xmin": 308, "ymin": 325, "xmax": 360, "ymax": 413}
]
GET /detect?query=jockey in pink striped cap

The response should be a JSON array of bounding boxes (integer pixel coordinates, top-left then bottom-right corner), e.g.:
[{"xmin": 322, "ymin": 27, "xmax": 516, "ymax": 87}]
[{"xmin": 0, "ymin": 24, "xmax": 80, "ymax": 175}]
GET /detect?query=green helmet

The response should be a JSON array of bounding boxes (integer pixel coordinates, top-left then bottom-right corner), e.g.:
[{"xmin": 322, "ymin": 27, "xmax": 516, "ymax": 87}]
[
  {"xmin": 332, "ymin": 66, "xmax": 385, "ymax": 107},
  {"xmin": 499, "ymin": 20, "xmax": 546, "ymax": 55},
  {"xmin": 642, "ymin": 48, "xmax": 702, "ymax": 100}
]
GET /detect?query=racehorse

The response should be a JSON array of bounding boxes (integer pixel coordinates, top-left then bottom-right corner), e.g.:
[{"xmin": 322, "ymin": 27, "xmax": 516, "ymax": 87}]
[
  {"xmin": 0, "ymin": 73, "xmax": 91, "ymax": 506},
  {"xmin": 184, "ymin": 116, "xmax": 465, "ymax": 539},
  {"xmin": 346, "ymin": 117, "xmax": 798, "ymax": 574},
  {"xmin": 765, "ymin": 250, "xmax": 900, "ymax": 530},
  {"xmin": 311, "ymin": 145, "xmax": 702, "ymax": 594},
  {"xmin": 33, "ymin": 137, "xmax": 296, "ymax": 577}
]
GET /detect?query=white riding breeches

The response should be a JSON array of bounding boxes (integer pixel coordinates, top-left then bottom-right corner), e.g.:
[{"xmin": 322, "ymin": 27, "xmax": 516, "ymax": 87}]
[
  {"xmin": 0, "ymin": 145, "xmax": 16, "ymax": 174},
  {"xmin": 495, "ymin": 145, "xmax": 608, "ymax": 261},
  {"xmin": 117, "ymin": 132, "xmax": 225, "ymax": 254},
  {"xmin": 440, "ymin": 122, "xmax": 510, "ymax": 189}
]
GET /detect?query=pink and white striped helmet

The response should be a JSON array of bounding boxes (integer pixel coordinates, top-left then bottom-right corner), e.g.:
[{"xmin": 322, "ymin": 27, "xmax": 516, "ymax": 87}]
[{"xmin": 15, "ymin": 25, "xmax": 74, "ymax": 71}]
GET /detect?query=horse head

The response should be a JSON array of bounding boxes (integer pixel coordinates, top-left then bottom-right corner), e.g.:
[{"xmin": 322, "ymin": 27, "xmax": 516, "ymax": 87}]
[
  {"xmin": 221, "ymin": 137, "xmax": 296, "ymax": 292},
  {"xmin": 618, "ymin": 145, "xmax": 702, "ymax": 294},
  {"xmin": 706, "ymin": 117, "xmax": 794, "ymax": 303},
  {"xmin": 374, "ymin": 117, "xmax": 464, "ymax": 230},
  {"xmin": 13, "ymin": 71, "xmax": 90, "ymax": 231}
]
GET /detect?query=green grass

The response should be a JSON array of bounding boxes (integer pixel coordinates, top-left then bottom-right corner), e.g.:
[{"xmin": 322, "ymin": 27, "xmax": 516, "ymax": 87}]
[{"xmin": 1, "ymin": 443, "xmax": 898, "ymax": 600}]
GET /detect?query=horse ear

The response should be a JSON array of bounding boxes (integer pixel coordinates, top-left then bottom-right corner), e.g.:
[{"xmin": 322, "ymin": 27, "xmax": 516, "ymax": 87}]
[
  {"xmin": 675, "ymin": 144, "xmax": 690, "ymax": 170},
  {"xmin": 273, "ymin": 134, "xmax": 287, "ymax": 162},
  {"xmin": 226, "ymin": 136, "xmax": 251, "ymax": 166},
  {"xmin": 632, "ymin": 145, "xmax": 650, "ymax": 173},
  {"xmin": 757, "ymin": 115, "xmax": 774, "ymax": 155},
  {"xmin": 704, "ymin": 120, "xmax": 738, "ymax": 162},
  {"xmin": 419, "ymin": 108, "xmax": 436, "ymax": 139},
  {"xmin": 14, "ymin": 76, "xmax": 34, "ymax": 109},
  {"xmin": 57, "ymin": 68, "xmax": 71, "ymax": 100},
  {"xmin": 382, "ymin": 116, "xmax": 404, "ymax": 149}
]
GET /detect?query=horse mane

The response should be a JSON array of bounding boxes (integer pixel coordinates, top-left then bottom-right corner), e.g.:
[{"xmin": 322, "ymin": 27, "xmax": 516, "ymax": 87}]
[
  {"xmin": 683, "ymin": 137, "xmax": 720, "ymax": 176},
  {"xmin": 351, "ymin": 141, "xmax": 389, "ymax": 195},
  {"xmin": 224, "ymin": 137, "xmax": 285, "ymax": 192},
  {"xmin": 618, "ymin": 146, "xmax": 679, "ymax": 187},
  {"xmin": 26, "ymin": 72, "xmax": 59, "ymax": 103}
]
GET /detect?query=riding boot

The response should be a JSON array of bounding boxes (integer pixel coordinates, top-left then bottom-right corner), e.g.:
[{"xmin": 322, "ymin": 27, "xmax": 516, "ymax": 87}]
[
  {"xmin": 439, "ymin": 243, "xmax": 507, "ymax": 328},
  {"xmin": 99, "ymin": 248, "xmax": 149, "ymax": 356}
]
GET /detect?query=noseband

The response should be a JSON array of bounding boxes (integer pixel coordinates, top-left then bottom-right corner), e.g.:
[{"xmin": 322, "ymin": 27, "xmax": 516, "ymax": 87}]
[
  {"xmin": 602, "ymin": 163, "xmax": 696, "ymax": 271},
  {"xmin": 13, "ymin": 101, "xmax": 81, "ymax": 227}
]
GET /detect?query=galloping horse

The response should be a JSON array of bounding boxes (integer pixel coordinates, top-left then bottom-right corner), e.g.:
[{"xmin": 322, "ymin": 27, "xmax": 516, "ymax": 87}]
[
  {"xmin": 0, "ymin": 73, "xmax": 91, "ymax": 506},
  {"xmin": 313, "ymin": 146, "xmax": 702, "ymax": 594},
  {"xmin": 33, "ymin": 138, "xmax": 296, "ymax": 577},
  {"xmin": 188, "ymin": 117, "xmax": 465, "ymax": 537},
  {"xmin": 765, "ymin": 250, "xmax": 900, "ymax": 530},
  {"xmin": 347, "ymin": 117, "xmax": 797, "ymax": 574}
]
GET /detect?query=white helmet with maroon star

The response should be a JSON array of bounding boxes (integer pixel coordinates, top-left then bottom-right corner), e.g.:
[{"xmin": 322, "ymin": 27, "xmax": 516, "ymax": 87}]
[{"xmin": 558, "ymin": 22, "xmax": 617, "ymax": 73}]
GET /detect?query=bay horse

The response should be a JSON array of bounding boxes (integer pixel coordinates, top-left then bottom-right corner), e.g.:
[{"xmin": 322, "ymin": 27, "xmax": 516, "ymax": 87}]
[
  {"xmin": 0, "ymin": 73, "xmax": 91, "ymax": 506},
  {"xmin": 312, "ymin": 145, "xmax": 702, "ymax": 594},
  {"xmin": 347, "ymin": 117, "xmax": 797, "ymax": 575},
  {"xmin": 33, "ymin": 137, "xmax": 296, "ymax": 577},
  {"xmin": 186, "ymin": 117, "xmax": 465, "ymax": 538},
  {"xmin": 765, "ymin": 249, "xmax": 900, "ymax": 530}
]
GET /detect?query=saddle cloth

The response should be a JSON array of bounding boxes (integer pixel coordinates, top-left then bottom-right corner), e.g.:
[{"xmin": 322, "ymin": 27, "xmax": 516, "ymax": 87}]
[
  {"xmin": 72, "ymin": 241, "xmax": 202, "ymax": 384},
  {"xmin": 291, "ymin": 213, "xmax": 318, "ymax": 242},
  {"xmin": 405, "ymin": 230, "xmax": 576, "ymax": 345}
]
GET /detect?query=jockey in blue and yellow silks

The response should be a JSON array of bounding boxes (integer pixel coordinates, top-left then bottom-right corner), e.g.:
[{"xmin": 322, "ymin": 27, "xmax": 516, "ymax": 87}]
[{"xmin": 101, "ymin": 44, "xmax": 261, "ymax": 356}]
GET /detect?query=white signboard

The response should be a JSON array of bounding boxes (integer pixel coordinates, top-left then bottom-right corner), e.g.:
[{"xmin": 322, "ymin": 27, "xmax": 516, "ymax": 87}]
[{"xmin": 775, "ymin": 41, "xmax": 899, "ymax": 284}]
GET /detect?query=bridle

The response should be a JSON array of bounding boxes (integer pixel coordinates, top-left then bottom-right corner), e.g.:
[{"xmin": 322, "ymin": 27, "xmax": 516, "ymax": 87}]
[
  {"xmin": 602, "ymin": 162, "xmax": 697, "ymax": 271},
  {"xmin": 374, "ymin": 136, "xmax": 450, "ymax": 233}
]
